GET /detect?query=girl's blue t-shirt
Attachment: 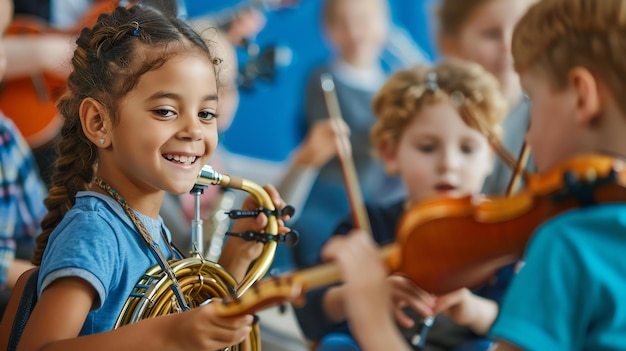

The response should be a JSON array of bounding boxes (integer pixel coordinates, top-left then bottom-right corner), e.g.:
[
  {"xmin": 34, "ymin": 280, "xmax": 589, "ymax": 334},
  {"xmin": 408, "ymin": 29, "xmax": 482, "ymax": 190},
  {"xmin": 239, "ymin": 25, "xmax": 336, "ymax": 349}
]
[{"xmin": 38, "ymin": 191, "xmax": 180, "ymax": 335}]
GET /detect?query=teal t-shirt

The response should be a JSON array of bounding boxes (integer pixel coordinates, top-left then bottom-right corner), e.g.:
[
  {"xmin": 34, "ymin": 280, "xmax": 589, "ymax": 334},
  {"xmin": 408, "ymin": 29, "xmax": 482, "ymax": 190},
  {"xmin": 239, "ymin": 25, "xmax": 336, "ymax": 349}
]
[{"xmin": 490, "ymin": 204, "xmax": 626, "ymax": 350}]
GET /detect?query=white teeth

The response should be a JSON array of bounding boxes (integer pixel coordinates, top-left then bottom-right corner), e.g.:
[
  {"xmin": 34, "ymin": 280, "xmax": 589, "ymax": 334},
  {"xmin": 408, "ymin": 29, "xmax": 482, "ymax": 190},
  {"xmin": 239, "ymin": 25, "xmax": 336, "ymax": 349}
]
[{"xmin": 164, "ymin": 154, "xmax": 197, "ymax": 165}]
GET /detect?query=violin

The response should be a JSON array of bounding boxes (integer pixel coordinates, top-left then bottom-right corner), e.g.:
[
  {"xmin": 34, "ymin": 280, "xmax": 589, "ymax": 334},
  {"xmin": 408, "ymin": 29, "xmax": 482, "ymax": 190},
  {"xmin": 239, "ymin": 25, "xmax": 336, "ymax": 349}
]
[
  {"xmin": 389, "ymin": 154, "xmax": 626, "ymax": 294},
  {"xmin": 208, "ymin": 154, "xmax": 626, "ymax": 317}
]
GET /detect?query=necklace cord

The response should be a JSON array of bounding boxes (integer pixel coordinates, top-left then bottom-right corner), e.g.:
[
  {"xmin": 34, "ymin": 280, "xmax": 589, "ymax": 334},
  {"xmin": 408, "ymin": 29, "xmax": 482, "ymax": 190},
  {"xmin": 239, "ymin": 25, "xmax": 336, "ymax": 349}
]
[{"xmin": 94, "ymin": 177, "xmax": 190, "ymax": 311}]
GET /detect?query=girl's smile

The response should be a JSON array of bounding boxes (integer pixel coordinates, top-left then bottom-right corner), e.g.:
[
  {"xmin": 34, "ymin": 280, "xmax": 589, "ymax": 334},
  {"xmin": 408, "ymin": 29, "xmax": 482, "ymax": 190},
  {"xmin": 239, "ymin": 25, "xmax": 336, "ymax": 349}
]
[{"xmin": 96, "ymin": 52, "xmax": 219, "ymax": 214}]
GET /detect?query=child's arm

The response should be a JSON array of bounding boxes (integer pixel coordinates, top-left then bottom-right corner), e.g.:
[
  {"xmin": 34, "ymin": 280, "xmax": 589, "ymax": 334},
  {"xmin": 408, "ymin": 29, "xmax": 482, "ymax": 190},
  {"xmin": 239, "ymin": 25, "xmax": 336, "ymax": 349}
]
[
  {"xmin": 18, "ymin": 277, "xmax": 253, "ymax": 351},
  {"xmin": 6, "ymin": 258, "xmax": 35, "ymax": 288},
  {"xmin": 4, "ymin": 35, "xmax": 74, "ymax": 81},
  {"xmin": 321, "ymin": 231, "xmax": 411, "ymax": 351},
  {"xmin": 387, "ymin": 274, "xmax": 436, "ymax": 328},
  {"xmin": 434, "ymin": 288, "xmax": 499, "ymax": 335},
  {"xmin": 320, "ymin": 284, "xmax": 348, "ymax": 323},
  {"xmin": 320, "ymin": 267, "xmax": 436, "ymax": 329},
  {"xmin": 277, "ymin": 119, "xmax": 349, "ymax": 223}
]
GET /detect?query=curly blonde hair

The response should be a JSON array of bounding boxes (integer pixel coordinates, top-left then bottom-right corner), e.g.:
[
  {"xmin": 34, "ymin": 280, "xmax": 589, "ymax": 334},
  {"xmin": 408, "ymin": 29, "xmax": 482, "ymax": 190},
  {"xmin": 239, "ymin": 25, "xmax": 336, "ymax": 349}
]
[
  {"xmin": 512, "ymin": 0, "xmax": 626, "ymax": 113},
  {"xmin": 371, "ymin": 59, "xmax": 507, "ymax": 155}
]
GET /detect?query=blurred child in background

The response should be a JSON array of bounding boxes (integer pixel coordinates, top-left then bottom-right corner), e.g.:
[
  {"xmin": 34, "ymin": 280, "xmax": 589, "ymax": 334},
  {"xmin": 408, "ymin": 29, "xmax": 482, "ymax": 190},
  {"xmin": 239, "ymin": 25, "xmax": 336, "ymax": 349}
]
[
  {"xmin": 437, "ymin": 0, "xmax": 536, "ymax": 195},
  {"xmin": 292, "ymin": 0, "xmax": 406, "ymax": 272},
  {"xmin": 296, "ymin": 59, "xmax": 513, "ymax": 351}
]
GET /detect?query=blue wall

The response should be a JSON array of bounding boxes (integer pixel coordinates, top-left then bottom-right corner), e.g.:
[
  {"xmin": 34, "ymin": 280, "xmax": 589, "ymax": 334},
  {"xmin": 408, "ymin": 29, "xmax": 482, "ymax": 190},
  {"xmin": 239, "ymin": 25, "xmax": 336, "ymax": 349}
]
[{"xmin": 185, "ymin": 0, "xmax": 440, "ymax": 162}]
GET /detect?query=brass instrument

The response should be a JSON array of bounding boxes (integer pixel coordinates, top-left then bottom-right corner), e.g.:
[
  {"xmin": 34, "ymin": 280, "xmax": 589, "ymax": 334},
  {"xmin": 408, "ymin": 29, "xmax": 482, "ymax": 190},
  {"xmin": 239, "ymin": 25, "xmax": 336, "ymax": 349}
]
[
  {"xmin": 114, "ymin": 165, "xmax": 279, "ymax": 351},
  {"xmin": 204, "ymin": 187, "xmax": 237, "ymax": 261}
]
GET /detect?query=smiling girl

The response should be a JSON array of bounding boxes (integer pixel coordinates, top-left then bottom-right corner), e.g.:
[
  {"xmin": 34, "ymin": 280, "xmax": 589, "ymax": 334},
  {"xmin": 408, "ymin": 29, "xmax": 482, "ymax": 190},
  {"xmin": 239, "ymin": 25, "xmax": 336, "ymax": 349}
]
[{"xmin": 16, "ymin": 5, "xmax": 286, "ymax": 351}]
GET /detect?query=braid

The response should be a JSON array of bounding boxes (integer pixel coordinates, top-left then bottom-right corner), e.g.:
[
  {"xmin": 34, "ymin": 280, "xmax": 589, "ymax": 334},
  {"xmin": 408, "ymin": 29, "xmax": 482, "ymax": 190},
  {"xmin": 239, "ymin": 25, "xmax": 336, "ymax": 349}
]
[
  {"xmin": 32, "ymin": 111, "xmax": 96, "ymax": 265},
  {"xmin": 32, "ymin": 5, "xmax": 219, "ymax": 265}
]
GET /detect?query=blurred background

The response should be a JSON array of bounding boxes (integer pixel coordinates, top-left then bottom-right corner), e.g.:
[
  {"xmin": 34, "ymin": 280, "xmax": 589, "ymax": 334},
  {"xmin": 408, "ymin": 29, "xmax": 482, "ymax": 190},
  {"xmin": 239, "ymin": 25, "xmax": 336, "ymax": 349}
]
[{"xmin": 185, "ymin": 0, "xmax": 440, "ymax": 163}]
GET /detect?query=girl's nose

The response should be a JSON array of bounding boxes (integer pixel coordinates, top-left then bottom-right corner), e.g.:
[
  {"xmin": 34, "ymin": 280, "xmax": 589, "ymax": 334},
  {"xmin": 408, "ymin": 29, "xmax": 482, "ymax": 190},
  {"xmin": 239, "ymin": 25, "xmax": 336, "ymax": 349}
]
[
  {"xmin": 177, "ymin": 114, "xmax": 203, "ymax": 141},
  {"xmin": 439, "ymin": 147, "xmax": 460, "ymax": 172}
]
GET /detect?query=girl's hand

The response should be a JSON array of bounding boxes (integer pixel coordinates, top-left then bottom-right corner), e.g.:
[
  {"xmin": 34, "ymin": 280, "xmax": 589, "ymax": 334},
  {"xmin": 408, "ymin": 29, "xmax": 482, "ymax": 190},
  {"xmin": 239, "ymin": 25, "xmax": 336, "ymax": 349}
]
[
  {"xmin": 434, "ymin": 288, "xmax": 475, "ymax": 326},
  {"xmin": 434, "ymin": 288, "xmax": 498, "ymax": 335},
  {"xmin": 170, "ymin": 300, "xmax": 254, "ymax": 350},
  {"xmin": 294, "ymin": 119, "xmax": 350, "ymax": 168},
  {"xmin": 220, "ymin": 184, "xmax": 291, "ymax": 280},
  {"xmin": 387, "ymin": 275, "xmax": 436, "ymax": 328},
  {"xmin": 321, "ymin": 231, "xmax": 388, "ymax": 298},
  {"xmin": 322, "ymin": 232, "xmax": 411, "ymax": 351}
]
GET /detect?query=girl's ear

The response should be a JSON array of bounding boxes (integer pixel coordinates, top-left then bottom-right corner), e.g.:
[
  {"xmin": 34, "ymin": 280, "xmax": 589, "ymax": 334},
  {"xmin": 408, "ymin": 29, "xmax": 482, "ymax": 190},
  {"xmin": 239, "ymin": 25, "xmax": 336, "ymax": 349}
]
[
  {"xmin": 80, "ymin": 98, "xmax": 110, "ymax": 148},
  {"xmin": 569, "ymin": 67, "xmax": 600, "ymax": 128},
  {"xmin": 378, "ymin": 140, "xmax": 399, "ymax": 175}
]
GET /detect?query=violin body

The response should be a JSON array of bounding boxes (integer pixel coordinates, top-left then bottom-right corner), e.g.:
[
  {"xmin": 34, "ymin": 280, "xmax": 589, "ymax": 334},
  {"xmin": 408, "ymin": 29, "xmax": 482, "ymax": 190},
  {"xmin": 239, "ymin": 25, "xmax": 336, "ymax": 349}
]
[{"xmin": 390, "ymin": 154, "xmax": 626, "ymax": 294}]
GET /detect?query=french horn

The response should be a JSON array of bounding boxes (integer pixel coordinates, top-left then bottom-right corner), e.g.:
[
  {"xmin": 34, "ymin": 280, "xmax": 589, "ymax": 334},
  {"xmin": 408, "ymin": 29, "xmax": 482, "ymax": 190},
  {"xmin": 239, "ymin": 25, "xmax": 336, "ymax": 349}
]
[{"xmin": 114, "ymin": 165, "xmax": 279, "ymax": 351}]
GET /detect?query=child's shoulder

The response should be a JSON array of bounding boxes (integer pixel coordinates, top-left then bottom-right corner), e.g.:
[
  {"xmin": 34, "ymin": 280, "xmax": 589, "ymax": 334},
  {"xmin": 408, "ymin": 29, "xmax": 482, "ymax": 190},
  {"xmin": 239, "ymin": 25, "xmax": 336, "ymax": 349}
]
[
  {"xmin": 60, "ymin": 192, "xmax": 130, "ymax": 231},
  {"xmin": 532, "ymin": 203, "xmax": 626, "ymax": 251}
]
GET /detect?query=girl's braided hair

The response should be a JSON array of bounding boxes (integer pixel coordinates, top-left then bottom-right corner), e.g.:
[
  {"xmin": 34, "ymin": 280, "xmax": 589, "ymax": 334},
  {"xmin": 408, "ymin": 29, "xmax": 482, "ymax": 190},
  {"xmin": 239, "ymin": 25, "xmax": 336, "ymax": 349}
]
[{"xmin": 32, "ymin": 5, "xmax": 220, "ymax": 265}]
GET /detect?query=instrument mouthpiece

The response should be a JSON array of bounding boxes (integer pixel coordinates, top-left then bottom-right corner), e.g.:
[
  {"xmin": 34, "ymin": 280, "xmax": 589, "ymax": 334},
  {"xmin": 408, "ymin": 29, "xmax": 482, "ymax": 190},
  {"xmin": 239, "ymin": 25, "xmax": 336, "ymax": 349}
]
[{"xmin": 196, "ymin": 165, "xmax": 222, "ymax": 186}]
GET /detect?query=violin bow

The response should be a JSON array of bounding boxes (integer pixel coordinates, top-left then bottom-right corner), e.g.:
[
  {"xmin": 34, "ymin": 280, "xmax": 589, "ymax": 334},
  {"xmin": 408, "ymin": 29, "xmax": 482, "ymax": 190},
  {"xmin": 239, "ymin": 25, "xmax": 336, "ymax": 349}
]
[
  {"xmin": 506, "ymin": 141, "xmax": 531, "ymax": 196},
  {"xmin": 320, "ymin": 73, "xmax": 373, "ymax": 236},
  {"xmin": 452, "ymin": 92, "xmax": 531, "ymax": 191}
]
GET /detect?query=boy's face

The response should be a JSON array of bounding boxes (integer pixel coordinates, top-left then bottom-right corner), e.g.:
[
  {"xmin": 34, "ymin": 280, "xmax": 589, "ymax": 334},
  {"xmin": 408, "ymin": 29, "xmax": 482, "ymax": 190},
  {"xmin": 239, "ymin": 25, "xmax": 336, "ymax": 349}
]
[
  {"xmin": 444, "ymin": 0, "xmax": 532, "ymax": 101},
  {"xmin": 0, "ymin": 0, "xmax": 12, "ymax": 81},
  {"xmin": 383, "ymin": 101, "xmax": 493, "ymax": 205},
  {"xmin": 521, "ymin": 68, "xmax": 581, "ymax": 172},
  {"xmin": 326, "ymin": 0, "xmax": 388, "ymax": 66}
]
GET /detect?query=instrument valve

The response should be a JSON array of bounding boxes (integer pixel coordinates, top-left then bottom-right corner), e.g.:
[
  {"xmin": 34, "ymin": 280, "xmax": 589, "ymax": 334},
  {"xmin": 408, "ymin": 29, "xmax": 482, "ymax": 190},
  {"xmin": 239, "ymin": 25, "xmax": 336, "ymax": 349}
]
[
  {"xmin": 227, "ymin": 205, "xmax": 296, "ymax": 219},
  {"xmin": 225, "ymin": 230, "xmax": 299, "ymax": 247}
]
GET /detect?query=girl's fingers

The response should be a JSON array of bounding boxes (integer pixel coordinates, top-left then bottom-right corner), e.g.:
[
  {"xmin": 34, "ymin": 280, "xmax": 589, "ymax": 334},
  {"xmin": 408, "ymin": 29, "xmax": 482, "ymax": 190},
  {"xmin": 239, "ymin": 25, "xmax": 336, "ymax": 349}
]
[
  {"xmin": 434, "ymin": 289, "xmax": 466, "ymax": 314},
  {"xmin": 393, "ymin": 307, "xmax": 416, "ymax": 328},
  {"xmin": 204, "ymin": 324, "xmax": 252, "ymax": 345}
]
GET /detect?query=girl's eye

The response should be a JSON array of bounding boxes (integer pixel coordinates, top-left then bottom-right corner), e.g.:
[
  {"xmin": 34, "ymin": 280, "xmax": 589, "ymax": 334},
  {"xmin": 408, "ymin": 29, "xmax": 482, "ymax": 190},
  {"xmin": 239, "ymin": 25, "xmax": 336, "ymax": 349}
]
[
  {"xmin": 461, "ymin": 145, "xmax": 475, "ymax": 154},
  {"xmin": 481, "ymin": 28, "xmax": 501, "ymax": 40},
  {"xmin": 418, "ymin": 144, "xmax": 436, "ymax": 153},
  {"xmin": 198, "ymin": 110, "xmax": 218, "ymax": 121},
  {"xmin": 153, "ymin": 109, "xmax": 175, "ymax": 118}
]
